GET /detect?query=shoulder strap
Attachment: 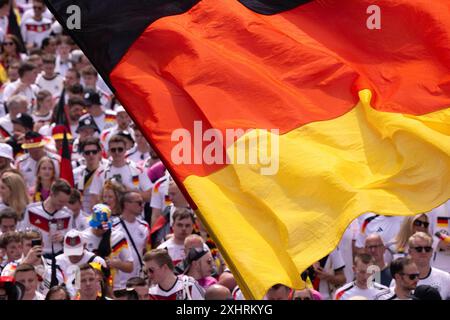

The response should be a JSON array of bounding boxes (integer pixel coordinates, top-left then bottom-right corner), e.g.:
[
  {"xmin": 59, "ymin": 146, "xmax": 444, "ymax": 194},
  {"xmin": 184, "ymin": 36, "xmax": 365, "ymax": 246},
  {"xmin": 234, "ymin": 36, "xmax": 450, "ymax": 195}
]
[{"xmin": 119, "ymin": 218, "xmax": 144, "ymax": 268}]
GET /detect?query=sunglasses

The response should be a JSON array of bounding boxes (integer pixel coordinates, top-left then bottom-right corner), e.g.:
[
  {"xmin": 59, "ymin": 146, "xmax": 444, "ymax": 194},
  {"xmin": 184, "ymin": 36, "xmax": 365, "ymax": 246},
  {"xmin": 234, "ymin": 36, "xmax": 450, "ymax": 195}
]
[
  {"xmin": 3, "ymin": 42, "xmax": 14, "ymax": 46},
  {"xmin": 33, "ymin": 6, "xmax": 44, "ymax": 10},
  {"xmin": 412, "ymin": 246, "xmax": 432, "ymax": 253},
  {"xmin": 400, "ymin": 273, "xmax": 420, "ymax": 280},
  {"xmin": 83, "ymin": 149, "xmax": 99, "ymax": 156},
  {"xmin": 110, "ymin": 147, "xmax": 124, "ymax": 153},
  {"xmin": 293, "ymin": 296, "xmax": 311, "ymax": 300},
  {"xmin": 413, "ymin": 220, "xmax": 429, "ymax": 228}
]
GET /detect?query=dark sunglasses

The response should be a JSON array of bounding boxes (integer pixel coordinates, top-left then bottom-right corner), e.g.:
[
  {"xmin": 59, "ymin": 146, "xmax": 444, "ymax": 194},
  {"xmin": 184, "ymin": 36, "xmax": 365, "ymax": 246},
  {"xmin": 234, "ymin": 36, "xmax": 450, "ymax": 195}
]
[
  {"xmin": 3, "ymin": 42, "xmax": 14, "ymax": 46},
  {"xmin": 293, "ymin": 296, "xmax": 311, "ymax": 300},
  {"xmin": 413, "ymin": 220, "xmax": 429, "ymax": 228},
  {"xmin": 412, "ymin": 246, "xmax": 432, "ymax": 253},
  {"xmin": 110, "ymin": 147, "xmax": 124, "ymax": 153},
  {"xmin": 33, "ymin": 6, "xmax": 44, "ymax": 10},
  {"xmin": 83, "ymin": 149, "xmax": 99, "ymax": 156},
  {"xmin": 400, "ymin": 273, "xmax": 420, "ymax": 280}
]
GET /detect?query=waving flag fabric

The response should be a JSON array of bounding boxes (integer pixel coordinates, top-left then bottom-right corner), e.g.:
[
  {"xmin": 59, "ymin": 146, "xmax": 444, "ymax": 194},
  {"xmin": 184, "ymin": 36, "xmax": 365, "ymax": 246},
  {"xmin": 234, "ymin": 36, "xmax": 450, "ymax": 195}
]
[{"xmin": 45, "ymin": 0, "xmax": 450, "ymax": 298}]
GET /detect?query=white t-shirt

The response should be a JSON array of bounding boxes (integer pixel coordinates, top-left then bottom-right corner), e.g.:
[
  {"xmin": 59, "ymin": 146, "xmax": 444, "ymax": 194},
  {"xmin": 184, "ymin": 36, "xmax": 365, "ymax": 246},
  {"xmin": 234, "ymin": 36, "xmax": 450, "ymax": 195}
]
[
  {"xmin": 112, "ymin": 218, "xmax": 150, "ymax": 278},
  {"xmin": 20, "ymin": 16, "xmax": 52, "ymax": 47},
  {"xmin": 71, "ymin": 212, "xmax": 89, "ymax": 232},
  {"xmin": 80, "ymin": 110, "xmax": 116, "ymax": 132},
  {"xmin": 36, "ymin": 73, "xmax": 64, "ymax": 98},
  {"xmin": 150, "ymin": 174, "xmax": 171, "ymax": 211},
  {"xmin": 0, "ymin": 114, "xmax": 12, "ymax": 136},
  {"xmin": 375, "ymin": 288, "xmax": 411, "ymax": 300},
  {"xmin": 390, "ymin": 267, "xmax": 450, "ymax": 300},
  {"xmin": 334, "ymin": 281, "xmax": 389, "ymax": 300},
  {"xmin": 56, "ymin": 251, "xmax": 106, "ymax": 298},
  {"xmin": 33, "ymin": 291, "xmax": 45, "ymax": 300},
  {"xmin": 157, "ymin": 238, "xmax": 186, "ymax": 266},
  {"xmin": 2, "ymin": 80, "xmax": 39, "ymax": 108},
  {"xmin": 81, "ymin": 227, "xmax": 133, "ymax": 290},
  {"xmin": 149, "ymin": 275, "xmax": 205, "ymax": 300},
  {"xmin": 355, "ymin": 214, "xmax": 403, "ymax": 264},
  {"xmin": 90, "ymin": 161, "xmax": 153, "ymax": 195},
  {"xmin": 74, "ymin": 165, "xmax": 104, "ymax": 215},
  {"xmin": 20, "ymin": 202, "xmax": 73, "ymax": 255}
]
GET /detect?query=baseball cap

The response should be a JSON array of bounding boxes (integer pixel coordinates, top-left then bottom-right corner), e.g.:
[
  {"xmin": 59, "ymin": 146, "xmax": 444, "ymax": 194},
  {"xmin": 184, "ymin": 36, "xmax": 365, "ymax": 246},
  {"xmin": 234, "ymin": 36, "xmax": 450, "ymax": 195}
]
[
  {"xmin": 63, "ymin": 229, "xmax": 84, "ymax": 257},
  {"xmin": 89, "ymin": 203, "xmax": 112, "ymax": 230},
  {"xmin": 12, "ymin": 113, "xmax": 34, "ymax": 131},
  {"xmin": 411, "ymin": 285, "xmax": 442, "ymax": 300},
  {"xmin": 0, "ymin": 143, "xmax": 14, "ymax": 161},
  {"xmin": 76, "ymin": 116, "xmax": 100, "ymax": 133},
  {"xmin": 83, "ymin": 90, "xmax": 101, "ymax": 106}
]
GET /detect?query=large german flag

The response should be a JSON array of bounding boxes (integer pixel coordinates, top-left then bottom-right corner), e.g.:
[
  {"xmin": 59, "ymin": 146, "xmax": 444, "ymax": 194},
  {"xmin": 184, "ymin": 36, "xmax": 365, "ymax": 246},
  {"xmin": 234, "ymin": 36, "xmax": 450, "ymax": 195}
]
[{"xmin": 46, "ymin": 0, "xmax": 450, "ymax": 299}]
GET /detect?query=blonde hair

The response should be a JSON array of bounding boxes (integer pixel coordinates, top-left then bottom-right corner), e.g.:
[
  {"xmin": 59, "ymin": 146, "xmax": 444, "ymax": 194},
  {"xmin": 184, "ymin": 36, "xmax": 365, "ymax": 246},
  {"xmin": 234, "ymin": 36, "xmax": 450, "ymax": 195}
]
[
  {"xmin": 100, "ymin": 179, "xmax": 126, "ymax": 215},
  {"xmin": 34, "ymin": 156, "xmax": 56, "ymax": 199},
  {"xmin": 408, "ymin": 231, "xmax": 432, "ymax": 247},
  {"xmin": 1, "ymin": 172, "xmax": 30, "ymax": 220},
  {"xmin": 394, "ymin": 214, "xmax": 429, "ymax": 252}
]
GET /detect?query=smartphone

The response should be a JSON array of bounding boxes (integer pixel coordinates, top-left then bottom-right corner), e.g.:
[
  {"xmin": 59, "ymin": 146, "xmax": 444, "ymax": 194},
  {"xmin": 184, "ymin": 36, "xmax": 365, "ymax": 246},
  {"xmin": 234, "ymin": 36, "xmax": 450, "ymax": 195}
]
[
  {"xmin": 31, "ymin": 239, "xmax": 42, "ymax": 258},
  {"xmin": 31, "ymin": 239, "xmax": 42, "ymax": 247}
]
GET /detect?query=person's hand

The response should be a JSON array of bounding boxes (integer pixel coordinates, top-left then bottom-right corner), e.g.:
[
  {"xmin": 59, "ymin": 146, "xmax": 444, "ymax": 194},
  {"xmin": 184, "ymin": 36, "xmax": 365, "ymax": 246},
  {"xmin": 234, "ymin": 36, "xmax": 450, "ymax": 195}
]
[
  {"xmin": 22, "ymin": 246, "xmax": 42, "ymax": 264},
  {"xmin": 313, "ymin": 265, "xmax": 330, "ymax": 280},
  {"xmin": 51, "ymin": 232, "xmax": 64, "ymax": 243},
  {"xmin": 106, "ymin": 257, "xmax": 121, "ymax": 269},
  {"xmin": 16, "ymin": 133, "xmax": 25, "ymax": 145}
]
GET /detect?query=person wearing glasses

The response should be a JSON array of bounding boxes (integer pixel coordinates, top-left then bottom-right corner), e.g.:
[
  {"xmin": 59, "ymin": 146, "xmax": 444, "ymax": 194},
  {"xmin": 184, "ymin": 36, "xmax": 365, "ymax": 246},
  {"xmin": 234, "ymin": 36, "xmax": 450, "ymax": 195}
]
[
  {"xmin": 428, "ymin": 200, "xmax": 450, "ymax": 272},
  {"xmin": 74, "ymin": 137, "xmax": 105, "ymax": 215},
  {"xmin": 112, "ymin": 191, "xmax": 151, "ymax": 288},
  {"xmin": 90, "ymin": 135, "xmax": 153, "ymax": 206},
  {"xmin": 389, "ymin": 214, "xmax": 430, "ymax": 260},
  {"xmin": 20, "ymin": 0, "xmax": 52, "ymax": 50},
  {"xmin": 364, "ymin": 233, "xmax": 392, "ymax": 287},
  {"xmin": 375, "ymin": 257, "xmax": 419, "ymax": 300},
  {"xmin": 406, "ymin": 231, "xmax": 450, "ymax": 299},
  {"xmin": 144, "ymin": 248, "xmax": 205, "ymax": 300}
]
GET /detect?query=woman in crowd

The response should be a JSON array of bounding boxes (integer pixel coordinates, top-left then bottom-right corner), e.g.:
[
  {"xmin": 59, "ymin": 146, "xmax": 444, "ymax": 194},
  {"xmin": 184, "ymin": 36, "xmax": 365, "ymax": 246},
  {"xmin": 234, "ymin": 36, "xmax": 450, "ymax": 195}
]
[
  {"xmin": 0, "ymin": 34, "xmax": 26, "ymax": 70},
  {"xmin": 389, "ymin": 213, "xmax": 430, "ymax": 259},
  {"xmin": 31, "ymin": 156, "xmax": 57, "ymax": 202},
  {"xmin": 100, "ymin": 179, "xmax": 126, "ymax": 217},
  {"xmin": 0, "ymin": 171, "xmax": 30, "ymax": 221}
]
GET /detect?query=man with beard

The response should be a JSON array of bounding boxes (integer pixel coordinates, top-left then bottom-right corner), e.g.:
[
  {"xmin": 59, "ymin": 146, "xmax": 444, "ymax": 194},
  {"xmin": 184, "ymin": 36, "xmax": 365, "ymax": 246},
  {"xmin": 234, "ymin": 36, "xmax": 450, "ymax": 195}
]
[{"xmin": 376, "ymin": 257, "xmax": 419, "ymax": 300}]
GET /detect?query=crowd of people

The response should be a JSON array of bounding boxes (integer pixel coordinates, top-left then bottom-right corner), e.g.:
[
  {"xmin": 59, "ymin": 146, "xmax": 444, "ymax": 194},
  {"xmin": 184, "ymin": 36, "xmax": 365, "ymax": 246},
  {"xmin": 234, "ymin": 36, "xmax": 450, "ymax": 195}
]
[{"xmin": 0, "ymin": 0, "xmax": 449, "ymax": 301}]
